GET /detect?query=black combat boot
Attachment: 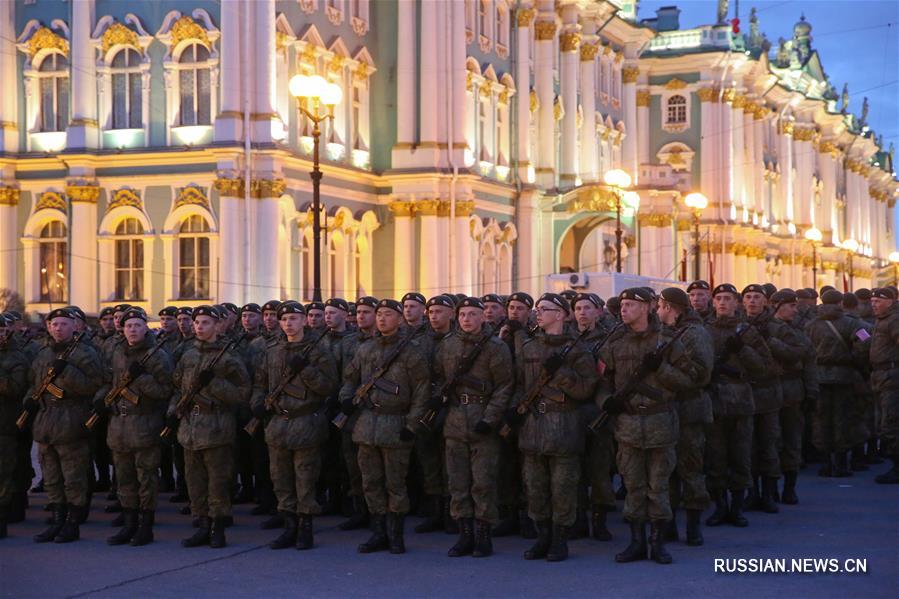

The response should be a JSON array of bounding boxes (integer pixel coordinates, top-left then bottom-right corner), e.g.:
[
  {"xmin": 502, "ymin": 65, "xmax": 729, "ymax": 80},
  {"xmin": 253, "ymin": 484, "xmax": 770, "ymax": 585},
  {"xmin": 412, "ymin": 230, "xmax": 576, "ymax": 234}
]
[
  {"xmin": 728, "ymin": 490, "xmax": 748, "ymax": 527},
  {"xmin": 614, "ymin": 520, "xmax": 647, "ymax": 563},
  {"xmin": 546, "ymin": 524, "xmax": 570, "ymax": 562},
  {"xmin": 705, "ymin": 492, "xmax": 728, "ymax": 527},
  {"xmin": 447, "ymin": 517, "xmax": 474, "ymax": 557},
  {"xmin": 781, "ymin": 471, "xmax": 799, "ymax": 504},
  {"xmin": 685, "ymin": 509, "xmax": 703, "ymax": 546},
  {"xmin": 296, "ymin": 515, "xmax": 314, "ymax": 550},
  {"xmin": 209, "ymin": 517, "xmax": 227, "ymax": 548},
  {"xmin": 744, "ymin": 477, "xmax": 761, "ymax": 511},
  {"xmin": 386, "ymin": 513, "xmax": 406, "ymax": 554},
  {"xmin": 269, "ymin": 512, "xmax": 298, "ymax": 550},
  {"xmin": 9, "ymin": 491, "xmax": 27, "ymax": 523},
  {"xmin": 850, "ymin": 445, "xmax": 869, "ymax": 471},
  {"xmin": 338, "ymin": 496, "xmax": 369, "ymax": 531},
  {"xmin": 111, "ymin": 511, "xmax": 126, "ymax": 527},
  {"xmin": 182, "ymin": 516, "xmax": 211, "ymax": 547},
  {"xmin": 130, "ymin": 510, "xmax": 155, "ymax": 546},
  {"xmin": 0, "ymin": 505, "xmax": 9, "ymax": 539},
  {"xmin": 107, "ymin": 508, "xmax": 138, "ymax": 545},
  {"xmin": 875, "ymin": 458, "xmax": 899, "ymax": 484},
  {"xmin": 591, "ymin": 506, "xmax": 612, "ymax": 541},
  {"xmin": 523, "ymin": 520, "xmax": 552, "ymax": 560},
  {"xmin": 35, "ymin": 504, "xmax": 67, "ymax": 543},
  {"xmin": 261, "ymin": 512, "xmax": 284, "ymax": 530},
  {"xmin": 105, "ymin": 499, "xmax": 123, "ymax": 513},
  {"xmin": 180, "ymin": 505, "xmax": 192, "ymax": 516},
  {"xmin": 569, "ymin": 509, "xmax": 588, "ymax": 540},
  {"xmin": 472, "ymin": 520, "xmax": 493, "ymax": 558},
  {"xmin": 443, "ymin": 497, "xmax": 458, "ymax": 534},
  {"xmin": 759, "ymin": 477, "xmax": 779, "ymax": 513},
  {"xmin": 413, "ymin": 495, "xmax": 443, "ymax": 533},
  {"xmin": 665, "ymin": 512, "xmax": 679, "ymax": 541},
  {"xmin": 358, "ymin": 514, "xmax": 389, "ymax": 553},
  {"xmin": 54, "ymin": 505, "xmax": 84, "ymax": 543},
  {"xmin": 649, "ymin": 521, "xmax": 673, "ymax": 564},
  {"xmin": 492, "ymin": 505, "xmax": 519, "ymax": 537},
  {"xmin": 519, "ymin": 512, "xmax": 537, "ymax": 539},
  {"xmin": 833, "ymin": 451, "xmax": 852, "ymax": 477}
]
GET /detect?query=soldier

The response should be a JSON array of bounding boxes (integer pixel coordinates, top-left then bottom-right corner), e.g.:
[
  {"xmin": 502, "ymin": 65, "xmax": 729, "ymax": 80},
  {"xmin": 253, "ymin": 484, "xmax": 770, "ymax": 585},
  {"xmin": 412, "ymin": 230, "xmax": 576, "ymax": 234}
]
[
  {"xmin": 97, "ymin": 309, "xmax": 174, "ymax": 546},
  {"xmin": 656, "ymin": 288, "xmax": 714, "ymax": 547},
  {"xmin": 841, "ymin": 294, "xmax": 876, "ymax": 471},
  {"xmin": 402, "ymin": 292, "xmax": 428, "ymax": 329},
  {"xmin": 862, "ymin": 288, "xmax": 899, "ymax": 484},
  {"xmin": 231, "ymin": 303, "xmax": 266, "ymax": 506},
  {"xmin": 599, "ymin": 288, "xmax": 694, "ymax": 565},
  {"xmin": 168, "ymin": 305, "xmax": 251, "ymax": 548},
  {"xmin": 220, "ymin": 303, "xmax": 241, "ymax": 337},
  {"xmin": 97, "ymin": 307, "xmax": 116, "ymax": 341},
  {"xmin": 305, "ymin": 302, "xmax": 326, "ymax": 332},
  {"xmin": 0, "ymin": 316, "xmax": 29, "ymax": 539},
  {"xmin": 855, "ymin": 289, "xmax": 875, "ymax": 324},
  {"xmin": 511, "ymin": 293, "xmax": 597, "ymax": 562},
  {"xmin": 28, "ymin": 308, "xmax": 104, "ymax": 543},
  {"xmin": 169, "ymin": 307, "xmax": 194, "ymax": 504},
  {"xmin": 606, "ymin": 297, "xmax": 622, "ymax": 322},
  {"xmin": 251, "ymin": 301, "xmax": 338, "ymax": 550},
  {"xmin": 260, "ymin": 300, "xmax": 284, "ymax": 340},
  {"xmin": 347, "ymin": 302, "xmax": 358, "ymax": 329},
  {"xmin": 482, "ymin": 294, "xmax": 506, "ymax": 328},
  {"xmin": 157, "ymin": 307, "xmax": 182, "ymax": 356},
  {"xmin": 794, "ymin": 289, "xmax": 818, "ymax": 331},
  {"xmin": 339, "ymin": 299, "xmax": 430, "ymax": 554},
  {"xmin": 432, "ymin": 297, "xmax": 513, "ymax": 557},
  {"xmin": 176, "ymin": 307, "xmax": 194, "ymax": 341},
  {"xmin": 704, "ymin": 284, "xmax": 767, "ymax": 529}
]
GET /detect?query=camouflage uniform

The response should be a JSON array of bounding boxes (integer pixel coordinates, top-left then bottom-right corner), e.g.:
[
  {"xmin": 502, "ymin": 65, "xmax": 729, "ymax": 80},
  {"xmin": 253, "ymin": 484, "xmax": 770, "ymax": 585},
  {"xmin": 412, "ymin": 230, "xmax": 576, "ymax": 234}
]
[
  {"xmin": 412, "ymin": 327, "xmax": 449, "ymax": 501},
  {"xmin": 319, "ymin": 328, "xmax": 359, "ymax": 512},
  {"xmin": 0, "ymin": 334, "xmax": 29, "ymax": 525},
  {"xmin": 581, "ymin": 324, "xmax": 617, "ymax": 513},
  {"xmin": 338, "ymin": 330, "xmax": 373, "ymax": 503},
  {"xmin": 779, "ymin": 320, "xmax": 819, "ymax": 476},
  {"xmin": 870, "ymin": 302, "xmax": 899, "ymax": 477}
]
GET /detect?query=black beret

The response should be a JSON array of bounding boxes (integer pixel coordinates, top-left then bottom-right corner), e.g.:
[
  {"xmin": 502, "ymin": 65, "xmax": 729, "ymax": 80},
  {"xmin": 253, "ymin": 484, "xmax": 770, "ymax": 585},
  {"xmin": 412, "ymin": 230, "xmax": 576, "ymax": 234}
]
[
  {"xmin": 325, "ymin": 298, "xmax": 349, "ymax": 312},
  {"xmin": 855, "ymin": 288, "xmax": 872, "ymax": 300},
  {"xmin": 687, "ymin": 280, "xmax": 710, "ymax": 293},
  {"xmin": 277, "ymin": 301, "xmax": 306, "ymax": 319},
  {"xmin": 659, "ymin": 287, "xmax": 690, "ymax": 308},
  {"xmin": 348, "ymin": 302, "xmax": 357, "ymax": 312},
  {"xmin": 121, "ymin": 308, "xmax": 147, "ymax": 323},
  {"xmin": 572, "ymin": 292, "xmax": 601, "ymax": 309},
  {"xmin": 821, "ymin": 290, "xmax": 844, "ymax": 305},
  {"xmin": 113, "ymin": 304, "xmax": 132, "ymax": 313},
  {"xmin": 770, "ymin": 290, "xmax": 797, "ymax": 306},
  {"xmin": 192, "ymin": 305, "xmax": 220, "ymax": 321},
  {"xmin": 872, "ymin": 287, "xmax": 898, "ymax": 300},
  {"xmin": 640, "ymin": 287, "xmax": 657, "ymax": 299},
  {"xmin": 64, "ymin": 306, "xmax": 87, "ymax": 322},
  {"xmin": 481, "ymin": 293, "xmax": 503, "ymax": 305},
  {"xmin": 158, "ymin": 306, "xmax": 178, "ymax": 317},
  {"xmin": 606, "ymin": 297, "xmax": 620, "ymax": 310},
  {"xmin": 741, "ymin": 284, "xmax": 766, "ymax": 296},
  {"xmin": 47, "ymin": 308, "xmax": 75, "ymax": 322},
  {"xmin": 762, "ymin": 283, "xmax": 778, "ymax": 298},
  {"xmin": 5, "ymin": 310, "xmax": 22, "ymax": 321},
  {"xmin": 619, "ymin": 288, "xmax": 652, "ymax": 303},
  {"xmin": 806, "ymin": 288, "xmax": 820, "ymax": 299},
  {"xmin": 401, "ymin": 292, "xmax": 426, "ymax": 306},
  {"xmin": 176, "ymin": 307, "xmax": 193, "ymax": 317},
  {"xmin": 712, "ymin": 284, "xmax": 739, "ymax": 297},
  {"xmin": 458, "ymin": 297, "xmax": 485, "ymax": 310},
  {"xmin": 240, "ymin": 303, "xmax": 262, "ymax": 315},
  {"xmin": 593, "ymin": 294, "xmax": 606, "ymax": 307},
  {"xmin": 99, "ymin": 307, "xmax": 115, "ymax": 318},
  {"xmin": 842, "ymin": 293, "xmax": 859, "ymax": 308},
  {"xmin": 305, "ymin": 301, "xmax": 325, "ymax": 312},
  {"xmin": 559, "ymin": 290, "xmax": 578, "ymax": 301},
  {"xmin": 356, "ymin": 296, "xmax": 379, "ymax": 309},
  {"xmin": 537, "ymin": 292, "xmax": 571, "ymax": 314},
  {"xmin": 427, "ymin": 295, "xmax": 455, "ymax": 309},
  {"xmin": 377, "ymin": 299, "xmax": 404, "ymax": 314},
  {"xmin": 262, "ymin": 300, "xmax": 282, "ymax": 313},
  {"xmin": 506, "ymin": 292, "xmax": 534, "ymax": 309},
  {"xmin": 796, "ymin": 288, "xmax": 814, "ymax": 299},
  {"xmin": 453, "ymin": 293, "xmax": 468, "ymax": 304},
  {"xmin": 221, "ymin": 302, "xmax": 239, "ymax": 315}
]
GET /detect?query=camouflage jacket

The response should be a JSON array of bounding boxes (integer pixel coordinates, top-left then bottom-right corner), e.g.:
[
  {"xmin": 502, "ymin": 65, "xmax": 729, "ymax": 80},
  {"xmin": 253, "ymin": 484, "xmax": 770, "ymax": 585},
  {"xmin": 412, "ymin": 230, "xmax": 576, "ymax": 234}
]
[
  {"xmin": 705, "ymin": 314, "xmax": 767, "ymax": 418},
  {"xmin": 807, "ymin": 304, "xmax": 870, "ymax": 386},
  {"xmin": 780, "ymin": 318, "xmax": 820, "ymax": 406},
  {"xmin": 666, "ymin": 310, "xmax": 714, "ymax": 425},
  {"xmin": 0, "ymin": 339, "xmax": 30, "ymax": 437},
  {"xmin": 748, "ymin": 309, "xmax": 802, "ymax": 413},
  {"xmin": 251, "ymin": 335, "xmax": 338, "ymax": 450}
]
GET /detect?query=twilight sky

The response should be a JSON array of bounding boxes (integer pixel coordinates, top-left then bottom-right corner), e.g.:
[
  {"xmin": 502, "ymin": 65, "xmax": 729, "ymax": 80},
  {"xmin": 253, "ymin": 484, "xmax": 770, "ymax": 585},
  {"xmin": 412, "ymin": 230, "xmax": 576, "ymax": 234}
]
[{"xmin": 638, "ymin": 0, "xmax": 899, "ymax": 170}]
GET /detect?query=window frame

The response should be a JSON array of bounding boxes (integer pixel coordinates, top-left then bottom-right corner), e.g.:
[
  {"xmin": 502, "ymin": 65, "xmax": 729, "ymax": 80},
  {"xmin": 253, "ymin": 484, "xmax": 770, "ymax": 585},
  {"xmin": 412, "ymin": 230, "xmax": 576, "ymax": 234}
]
[
  {"xmin": 176, "ymin": 215, "xmax": 212, "ymax": 300},
  {"xmin": 38, "ymin": 220, "xmax": 68, "ymax": 303}
]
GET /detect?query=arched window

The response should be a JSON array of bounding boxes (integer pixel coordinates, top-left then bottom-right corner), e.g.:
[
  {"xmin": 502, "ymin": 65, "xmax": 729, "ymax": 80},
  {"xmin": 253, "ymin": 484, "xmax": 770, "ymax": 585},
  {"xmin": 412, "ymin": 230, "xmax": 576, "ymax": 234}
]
[
  {"xmin": 178, "ymin": 43, "xmax": 211, "ymax": 126},
  {"xmin": 479, "ymin": 0, "xmax": 490, "ymax": 39},
  {"xmin": 114, "ymin": 218, "xmax": 145, "ymax": 300},
  {"xmin": 496, "ymin": 2, "xmax": 509, "ymax": 49},
  {"xmin": 465, "ymin": 0, "xmax": 475, "ymax": 40},
  {"xmin": 39, "ymin": 221, "xmax": 67, "ymax": 302},
  {"xmin": 177, "ymin": 215, "xmax": 210, "ymax": 299},
  {"xmin": 111, "ymin": 48, "xmax": 142, "ymax": 129},
  {"xmin": 38, "ymin": 53, "xmax": 69, "ymax": 132},
  {"xmin": 666, "ymin": 95, "xmax": 687, "ymax": 124}
]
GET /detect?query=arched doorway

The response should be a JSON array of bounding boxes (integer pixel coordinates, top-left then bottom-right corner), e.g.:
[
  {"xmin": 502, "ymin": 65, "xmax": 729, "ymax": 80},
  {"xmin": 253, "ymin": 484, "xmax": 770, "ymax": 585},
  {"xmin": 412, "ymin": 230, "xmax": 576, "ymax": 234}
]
[{"xmin": 557, "ymin": 215, "xmax": 634, "ymax": 274}]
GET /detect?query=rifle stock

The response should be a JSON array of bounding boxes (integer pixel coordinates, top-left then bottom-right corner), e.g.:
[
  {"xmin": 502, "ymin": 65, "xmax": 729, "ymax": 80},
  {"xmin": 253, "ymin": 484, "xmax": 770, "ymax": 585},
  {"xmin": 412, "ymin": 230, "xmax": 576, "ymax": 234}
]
[{"xmin": 16, "ymin": 332, "xmax": 85, "ymax": 431}]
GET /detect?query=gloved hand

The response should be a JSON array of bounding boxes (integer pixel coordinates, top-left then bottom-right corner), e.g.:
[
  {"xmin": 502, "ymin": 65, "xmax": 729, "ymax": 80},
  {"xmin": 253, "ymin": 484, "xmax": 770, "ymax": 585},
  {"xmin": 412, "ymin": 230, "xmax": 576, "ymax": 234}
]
[
  {"xmin": 725, "ymin": 334, "xmax": 743, "ymax": 353},
  {"xmin": 290, "ymin": 355, "xmax": 309, "ymax": 374},
  {"xmin": 251, "ymin": 402, "xmax": 268, "ymax": 419},
  {"xmin": 473, "ymin": 420, "xmax": 492, "ymax": 435},
  {"xmin": 503, "ymin": 407, "xmax": 524, "ymax": 428},
  {"xmin": 51, "ymin": 358, "xmax": 68, "ymax": 374},
  {"xmin": 22, "ymin": 397, "xmax": 39, "ymax": 414},
  {"xmin": 340, "ymin": 397, "xmax": 356, "ymax": 415},
  {"xmin": 196, "ymin": 369, "xmax": 215, "ymax": 389},
  {"xmin": 543, "ymin": 352, "xmax": 564, "ymax": 374},
  {"xmin": 127, "ymin": 361, "xmax": 145, "ymax": 380},
  {"xmin": 641, "ymin": 351, "xmax": 663, "ymax": 372},
  {"xmin": 399, "ymin": 427, "xmax": 415, "ymax": 442},
  {"xmin": 603, "ymin": 395, "xmax": 627, "ymax": 415}
]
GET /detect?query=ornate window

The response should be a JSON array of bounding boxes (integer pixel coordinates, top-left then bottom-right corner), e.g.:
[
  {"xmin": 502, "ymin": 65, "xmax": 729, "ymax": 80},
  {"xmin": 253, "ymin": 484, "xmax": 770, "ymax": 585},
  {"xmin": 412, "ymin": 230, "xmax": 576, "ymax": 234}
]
[
  {"xmin": 496, "ymin": 1, "xmax": 509, "ymax": 57},
  {"xmin": 178, "ymin": 43, "xmax": 211, "ymax": 126},
  {"xmin": 478, "ymin": 0, "xmax": 493, "ymax": 52},
  {"xmin": 666, "ymin": 95, "xmax": 687, "ymax": 124},
  {"xmin": 113, "ymin": 218, "xmax": 144, "ymax": 300},
  {"xmin": 38, "ymin": 53, "xmax": 69, "ymax": 133},
  {"xmin": 465, "ymin": 0, "xmax": 475, "ymax": 43},
  {"xmin": 39, "ymin": 221, "xmax": 67, "ymax": 303},
  {"xmin": 111, "ymin": 48, "xmax": 142, "ymax": 129},
  {"xmin": 177, "ymin": 215, "xmax": 210, "ymax": 299}
]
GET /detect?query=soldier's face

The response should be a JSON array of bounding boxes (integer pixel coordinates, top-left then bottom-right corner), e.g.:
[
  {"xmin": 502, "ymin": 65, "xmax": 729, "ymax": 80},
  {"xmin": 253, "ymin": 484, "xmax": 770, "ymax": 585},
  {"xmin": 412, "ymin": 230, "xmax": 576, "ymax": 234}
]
[
  {"xmin": 403, "ymin": 301, "xmax": 425, "ymax": 325},
  {"xmin": 535, "ymin": 301, "xmax": 565, "ymax": 330},
  {"xmin": 160, "ymin": 315, "xmax": 178, "ymax": 333},
  {"xmin": 871, "ymin": 297, "xmax": 893, "ymax": 316},
  {"xmin": 714, "ymin": 293, "xmax": 738, "ymax": 316},
  {"xmin": 619, "ymin": 299, "xmax": 648, "ymax": 326},
  {"xmin": 483, "ymin": 302, "xmax": 504, "ymax": 324},
  {"xmin": 573, "ymin": 301, "xmax": 599, "ymax": 329},
  {"xmin": 177, "ymin": 314, "xmax": 193, "ymax": 334},
  {"xmin": 241, "ymin": 311, "xmax": 261, "ymax": 332},
  {"xmin": 194, "ymin": 316, "xmax": 217, "ymax": 341},
  {"xmin": 324, "ymin": 306, "xmax": 347, "ymax": 330},
  {"xmin": 657, "ymin": 300, "xmax": 678, "ymax": 325},
  {"xmin": 124, "ymin": 318, "xmax": 148, "ymax": 345},
  {"xmin": 356, "ymin": 306, "xmax": 376, "ymax": 330},
  {"xmin": 689, "ymin": 289, "xmax": 711, "ymax": 311},
  {"xmin": 73, "ymin": 318, "xmax": 87, "ymax": 332},
  {"xmin": 458, "ymin": 307, "xmax": 485, "ymax": 333},
  {"xmin": 114, "ymin": 311, "xmax": 126, "ymax": 331},
  {"xmin": 507, "ymin": 301, "xmax": 530, "ymax": 324},
  {"xmin": 428, "ymin": 305, "xmax": 454, "ymax": 331},
  {"xmin": 263, "ymin": 311, "xmax": 279, "ymax": 331},
  {"xmin": 49, "ymin": 317, "xmax": 75, "ymax": 343},
  {"xmin": 215, "ymin": 319, "xmax": 229, "ymax": 335},
  {"xmin": 776, "ymin": 302, "xmax": 798, "ymax": 321},
  {"xmin": 742, "ymin": 292, "xmax": 767, "ymax": 316},
  {"xmin": 99, "ymin": 315, "xmax": 115, "ymax": 332},
  {"xmin": 280, "ymin": 313, "xmax": 305, "ymax": 339},
  {"xmin": 306, "ymin": 310, "xmax": 325, "ymax": 329},
  {"xmin": 377, "ymin": 308, "xmax": 403, "ymax": 335}
]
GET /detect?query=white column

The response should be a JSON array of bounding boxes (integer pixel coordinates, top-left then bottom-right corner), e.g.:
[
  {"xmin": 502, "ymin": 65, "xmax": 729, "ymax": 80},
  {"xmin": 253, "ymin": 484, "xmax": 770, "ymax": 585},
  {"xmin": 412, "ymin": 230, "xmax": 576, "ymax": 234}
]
[
  {"xmin": 637, "ymin": 89, "xmax": 649, "ymax": 171},
  {"xmin": 515, "ymin": 10, "xmax": 533, "ymax": 182},
  {"xmin": 215, "ymin": 0, "xmax": 244, "ymax": 142},
  {"xmin": 391, "ymin": 202, "xmax": 413, "ymax": 298},
  {"xmin": 449, "ymin": 0, "xmax": 467, "ymax": 167},
  {"xmin": 455, "ymin": 205, "xmax": 474, "ymax": 296},
  {"xmin": 742, "ymin": 105, "xmax": 756, "ymax": 216},
  {"xmin": 818, "ymin": 145, "xmax": 837, "ymax": 236},
  {"xmin": 68, "ymin": 0, "xmax": 98, "ymax": 149},
  {"xmin": 394, "ymin": 1, "xmax": 415, "ymax": 158},
  {"xmin": 730, "ymin": 96, "xmax": 744, "ymax": 211},
  {"xmin": 67, "ymin": 188, "xmax": 99, "ymax": 311},
  {"xmin": 578, "ymin": 43, "xmax": 597, "ymax": 182},
  {"xmin": 515, "ymin": 190, "xmax": 539, "ymax": 296},
  {"xmin": 217, "ymin": 188, "xmax": 245, "ymax": 302},
  {"xmin": 418, "ymin": 202, "xmax": 440, "ymax": 296},
  {"xmin": 0, "ymin": 185, "xmax": 17, "ymax": 289},
  {"xmin": 780, "ymin": 125, "xmax": 794, "ymax": 223},
  {"xmin": 559, "ymin": 28, "xmax": 579, "ymax": 187},
  {"xmin": 254, "ymin": 192, "xmax": 280, "ymax": 302},
  {"xmin": 794, "ymin": 130, "xmax": 813, "ymax": 227},
  {"xmin": 622, "ymin": 65, "xmax": 638, "ymax": 181},
  {"xmin": 719, "ymin": 97, "xmax": 733, "ymax": 210},
  {"xmin": 252, "ymin": 0, "xmax": 276, "ymax": 143},
  {"xmin": 534, "ymin": 16, "xmax": 556, "ymax": 188},
  {"xmin": 752, "ymin": 112, "xmax": 766, "ymax": 217},
  {"xmin": 0, "ymin": 0, "xmax": 17, "ymax": 152},
  {"xmin": 699, "ymin": 90, "xmax": 719, "ymax": 217},
  {"xmin": 419, "ymin": 1, "xmax": 438, "ymax": 146}
]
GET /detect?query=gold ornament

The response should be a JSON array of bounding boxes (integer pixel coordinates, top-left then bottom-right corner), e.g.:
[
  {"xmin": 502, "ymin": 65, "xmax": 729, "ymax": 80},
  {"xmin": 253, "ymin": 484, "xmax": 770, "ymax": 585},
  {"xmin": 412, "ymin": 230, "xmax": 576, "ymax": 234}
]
[
  {"xmin": 697, "ymin": 87, "xmax": 717, "ymax": 102},
  {"xmin": 580, "ymin": 43, "xmax": 599, "ymax": 61},
  {"xmin": 388, "ymin": 200, "xmax": 414, "ymax": 217},
  {"xmin": 251, "ymin": 178, "xmax": 287, "ymax": 198},
  {"xmin": 637, "ymin": 213, "xmax": 673, "ymax": 227},
  {"xmin": 559, "ymin": 32, "xmax": 580, "ymax": 52},
  {"xmin": 28, "ymin": 27, "xmax": 69, "ymax": 57},
  {"xmin": 534, "ymin": 20, "xmax": 557, "ymax": 41},
  {"xmin": 792, "ymin": 126, "xmax": 816, "ymax": 142},
  {"xmin": 36, "ymin": 191, "xmax": 66, "ymax": 212},
  {"xmin": 0, "ymin": 186, "xmax": 20, "ymax": 206},
  {"xmin": 414, "ymin": 199, "xmax": 440, "ymax": 216},
  {"xmin": 175, "ymin": 185, "xmax": 209, "ymax": 209},
  {"xmin": 622, "ymin": 66, "xmax": 640, "ymax": 83},
  {"xmin": 213, "ymin": 177, "xmax": 245, "ymax": 197},
  {"xmin": 665, "ymin": 78, "xmax": 687, "ymax": 90},
  {"xmin": 636, "ymin": 90, "xmax": 651, "ymax": 107},
  {"xmin": 102, "ymin": 22, "xmax": 140, "ymax": 54},
  {"xmin": 66, "ymin": 185, "xmax": 100, "ymax": 203},
  {"xmin": 106, "ymin": 188, "xmax": 142, "ymax": 212},
  {"xmin": 170, "ymin": 15, "xmax": 209, "ymax": 49},
  {"xmin": 721, "ymin": 88, "xmax": 736, "ymax": 103},
  {"xmin": 529, "ymin": 89, "xmax": 539, "ymax": 113},
  {"xmin": 517, "ymin": 8, "xmax": 536, "ymax": 27}
]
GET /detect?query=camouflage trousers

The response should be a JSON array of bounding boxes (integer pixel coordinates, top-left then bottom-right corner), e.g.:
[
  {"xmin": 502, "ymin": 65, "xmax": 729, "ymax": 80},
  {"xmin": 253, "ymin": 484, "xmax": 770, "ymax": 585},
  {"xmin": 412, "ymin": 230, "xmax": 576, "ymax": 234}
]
[
  {"xmin": 814, "ymin": 384, "xmax": 854, "ymax": 453},
  {"xmin": 618, "ymin": 443, "xmax": 676, "ymax": 523},
  {"xmin": 0, "ymin": 436, "xmax": 15, "ymax": 506},
  {"xmin": 707, "ymin": 415, "xmax": 753, "ymax": 493},
  {"xmin": 779, "ymin": 403, "xmax": 804, "ymax": 473},
  {"xmin": 341, "ymin": 429, "xmax": 363, "ymax": 497},
  {"xmin": 849, "ymin": 390, "xmax": 874, "ymax": 446},
  {"xmin": 112, "ymin": 446, "xmax": 161, "ymax": 511},
  {"xmin": 445, "ymin": 436, "xmax": 500, "ymax": 523},
  {"xmin": 269, "ymin": 445, "xmax": 321, "ymax": 516},
  {"xmin": 358, "ymin": 444, "xmax": 412, "ymax": 515},
  {"xmin": 184, "ymin": 445, "xmax": 234, "ymax": 519},
  {"xmin": 38, "ymin": 440, "xmax": 90, "ymax": 507},
  {"xmin": 584, "ymin": 426, "xmax": 616, "ymax": 510},
  {"xmin": 522, "ymin": 452, "xmax": 580, "ymax": 526},
  {"xmin": 876, "ymin": 387, "xmax": 899, "ymax": 458},
  {"xmin": 751, "ymin": 411, "xmax": 782, "ymax": 478},
  {"xmin": 414, "ymin": 431, "xmax": 445, "ymax": 496},
  {"xmin": 497, "ymin": 434, "xmax": 524, "ymax": 509},
  {"xmin": 670, "ymin": 423, "xmax": 710, "ymax": 511}
]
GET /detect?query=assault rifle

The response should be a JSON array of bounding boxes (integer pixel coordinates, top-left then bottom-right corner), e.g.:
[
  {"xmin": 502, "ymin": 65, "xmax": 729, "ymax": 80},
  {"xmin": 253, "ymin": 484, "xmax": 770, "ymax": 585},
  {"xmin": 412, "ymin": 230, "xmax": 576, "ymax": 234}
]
[{"xmin": 16, "ymin": 332, "xmax": 86, "ymax": 430}]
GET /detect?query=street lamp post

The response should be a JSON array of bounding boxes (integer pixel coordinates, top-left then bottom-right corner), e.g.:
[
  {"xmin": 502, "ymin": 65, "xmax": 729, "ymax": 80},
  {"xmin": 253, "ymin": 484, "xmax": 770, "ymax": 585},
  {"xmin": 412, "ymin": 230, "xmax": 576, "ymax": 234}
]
[
  {"xmin": 684, "ymin": 192, "xmax": 709, "ymax": 280},
  {"xmin": 843, "ymin": 238, "xmax": 859, "ymax": 291},
  {"xmin": 603, "ymin": 169, "xmax": 637, "ymax": 273},
  {"xmin": 889, "ymin": 251, "xmax": 899, "ymax": 285},
  {"xmin": 289, "ymin": 74, "xmax": 343, "ymax": 301},
  {"xmin": 804, "ymin": 226, "xmax": 822, "ymax": 290}
]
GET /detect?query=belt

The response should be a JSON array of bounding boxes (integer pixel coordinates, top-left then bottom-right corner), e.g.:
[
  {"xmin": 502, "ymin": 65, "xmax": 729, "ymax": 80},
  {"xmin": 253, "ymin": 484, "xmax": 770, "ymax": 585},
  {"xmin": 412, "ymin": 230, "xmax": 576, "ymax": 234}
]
[
  {"xmin": 275, "ymin": 402, "xmax": 321, "ymax": 419},
  {"xmin": 454, "ymin": 393, "xmax": 488, "ymax": 406},
  {"xmin": 625, "ymin": 401, "xmax": 672, "ymax": 416},
  {"xmin": 872, "ymin": 361, "xmax": 899, "ymax": 371},
  {"xmin": 532, "ymin": 399, "xmax": 576, "ymax": 415}
]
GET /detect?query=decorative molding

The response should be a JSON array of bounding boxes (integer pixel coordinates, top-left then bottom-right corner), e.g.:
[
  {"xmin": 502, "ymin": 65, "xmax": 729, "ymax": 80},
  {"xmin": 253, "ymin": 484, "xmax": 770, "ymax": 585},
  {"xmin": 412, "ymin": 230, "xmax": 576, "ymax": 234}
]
[
  {"xmin": 106, "ymin": 188, "xmax": 142, "ymax": 212},
  {"xmin": 534, "ymin": 20, "xmax": 556, "ymax": 41},
  {"xmin": 721, "ymin": 87, "xmax": 736, "ymax": 103},
  {"xmin": 780, "ymin": 121, "xmax": 794, "ymax": 137},
  {"xmin": 175, "ymin": 185, "xmax": 209, "ymax": 209},
  {"xmin": 36, "ymin": 191, "xmax": 66, "ymax": 212},
  {"xmin": 170, "ymin": 15, "xmax": 209, "ymax": 49},
  {"xmin": 351, "ymin": 16, "xmax": 369, "ymax": 37},
  {"xmin": 0, "ymin": 186, "xmax": 20, "ymax": 206},
  {"xmin": 414, "ymin": 199, "xmax": 440, "ymax": 216},
  {"xmin": 580, "ymin": 43, "xmax": 599, "ymax": 61},
  {"xmin": 664, "ymin": 78, "xmax": 687, "ymax": 90},
  {"xmin": 553, "ymin": 96, "xmax": 564, "ymax": 121},
  {"xmin": 66, "ymin": 185, "xmax": 100, "ymax": 203},
  {"xmin": 559, "ymin": 32, "xmax": 580, "ymax": 52},
  {"xmin": 529, "ymin": 89, "xmax": 539, "ymax": 114},
  {"xmin": 517, "ymin": 8, "xmax": 536, "ymax": 27},
  {"xmin": 636, "ymin": 90, "xmax": 651, "ymax": 107},
  {"xmin": 731, "ymin": 94, "xmax": 746, "ymax": 109},
  {"xmin": 213, "ymin": 177, "xmax": 245, "ymax": 197},
  {"xmin": 388, "ymin": 200, "xmax": 414, "ymax": 218},
  {"xmin": 818, "ymin": 140, "xmax": 841, "ymax": 157},
  {"xmin": 251, "ymin": 178, "xmax": 287, "ymax": 199},
  {"xmin": 638, "ymin": 213, "xmax": 673, "ymax": 227},
  {"xmin": 622, "ymin": 66, "xmax": 640, "ymax": 84},
  {"xmin": 102, "ymin": 22, "xmax": 140, "ymax": 54},
  {"xmin": 697, "ymin": 87, "xmax": 717, "ymax": 102},
  {"xmin": 27, "ymin": 26, "xmax": 69, "ymax": 57},
  {"xmin": 792, "ymin": 126, "xmax": 816, "ymax": 142}
]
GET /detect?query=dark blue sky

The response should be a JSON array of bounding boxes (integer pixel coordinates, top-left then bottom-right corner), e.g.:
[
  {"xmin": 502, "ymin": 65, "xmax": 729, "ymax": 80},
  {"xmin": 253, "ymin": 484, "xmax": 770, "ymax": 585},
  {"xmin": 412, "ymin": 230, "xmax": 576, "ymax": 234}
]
[{"xmin": 639, "ymin": 0, "xmax": 899, "ymax": 166}]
